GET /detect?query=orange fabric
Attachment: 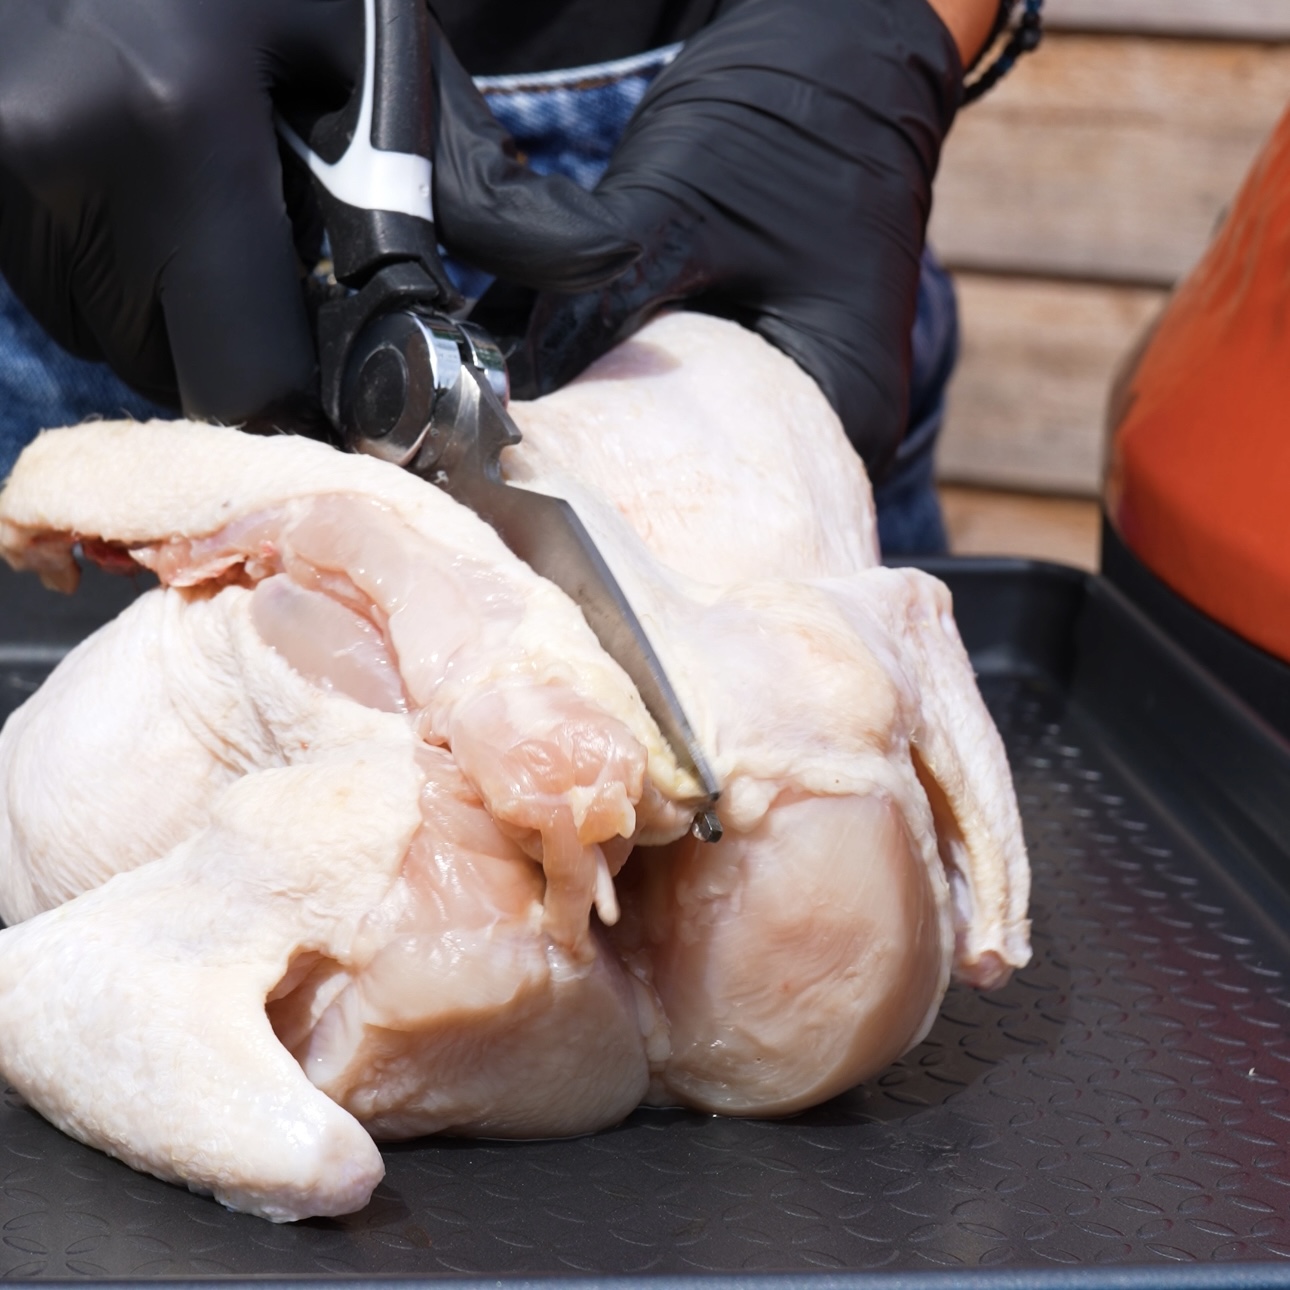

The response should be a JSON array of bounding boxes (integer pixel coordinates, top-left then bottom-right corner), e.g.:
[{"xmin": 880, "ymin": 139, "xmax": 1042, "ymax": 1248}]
[{"xmin": 1106, "ymin": 104, "xmax": 1290, "ymax": 663}]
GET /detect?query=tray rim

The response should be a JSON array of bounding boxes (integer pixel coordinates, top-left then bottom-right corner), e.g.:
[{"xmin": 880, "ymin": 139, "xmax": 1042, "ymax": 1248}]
[{"xmin": 15, "ymin": 1262, "xmax": 1289, "ymax": 1289}]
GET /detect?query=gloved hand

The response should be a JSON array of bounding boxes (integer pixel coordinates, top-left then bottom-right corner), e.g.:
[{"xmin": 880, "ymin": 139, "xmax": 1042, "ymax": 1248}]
[
  {"xmin": 0, "ymin": 0, "xmax": 636, "ymax": 429},
  {"xmin": 505, "ymin": 0, "xmax": 963, "ymax": 478}
]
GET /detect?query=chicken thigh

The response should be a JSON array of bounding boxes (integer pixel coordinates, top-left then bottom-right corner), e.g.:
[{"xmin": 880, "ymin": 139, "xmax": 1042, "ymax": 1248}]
[{"xmin": 0, "ymin": 313, "xmax": 1029, "ymax": 1220}]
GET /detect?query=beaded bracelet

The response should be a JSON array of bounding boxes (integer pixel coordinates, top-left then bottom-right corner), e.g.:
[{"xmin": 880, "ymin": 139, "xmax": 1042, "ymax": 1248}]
[{"xmin": 964, "ymin": 0, "xmax": 1044, "ymax": 103}]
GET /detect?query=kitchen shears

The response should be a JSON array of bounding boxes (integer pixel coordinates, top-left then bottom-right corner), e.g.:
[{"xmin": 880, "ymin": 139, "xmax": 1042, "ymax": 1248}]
[{"xmin": 276, "ymin": 0, "xmax": 722, "ymax": 839}]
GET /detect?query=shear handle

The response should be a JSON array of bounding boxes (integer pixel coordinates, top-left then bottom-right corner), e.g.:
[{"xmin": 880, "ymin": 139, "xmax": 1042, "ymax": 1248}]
[{"xmin": 276, "ymin": 0, "xmax": 454, "ymax": 295}]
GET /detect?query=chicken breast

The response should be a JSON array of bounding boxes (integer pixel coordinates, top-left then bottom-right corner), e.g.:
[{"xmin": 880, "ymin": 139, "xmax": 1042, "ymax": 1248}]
[{"xmin": 0, "ymin": 313, "xmax": 1029, "ymax": 1221}]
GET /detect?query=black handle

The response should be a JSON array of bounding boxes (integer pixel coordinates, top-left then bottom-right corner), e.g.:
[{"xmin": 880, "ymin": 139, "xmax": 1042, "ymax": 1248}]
[
  {"xmin": 299, "ymin": 0, "xmax": 454, "ymax": 295},
  {"xmin": 368, "ymin": 0, "xmax": 434, "ymax": 158},
  {"xmin": 281, "ymin": 0, "xmax": 468, "ymax": 432}
]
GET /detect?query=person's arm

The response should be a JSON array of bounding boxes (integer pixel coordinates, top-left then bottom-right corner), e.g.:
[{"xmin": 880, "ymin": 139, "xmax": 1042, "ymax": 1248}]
[{"xmin": 928, "ymin": 0, "xmax": 1004, "ymax": 66}]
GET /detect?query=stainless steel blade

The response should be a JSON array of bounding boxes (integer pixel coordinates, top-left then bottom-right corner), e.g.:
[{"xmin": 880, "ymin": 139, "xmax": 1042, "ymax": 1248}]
[{"xmin": 428, "ymin": 365, "xmax": 721, "ymax": 819}]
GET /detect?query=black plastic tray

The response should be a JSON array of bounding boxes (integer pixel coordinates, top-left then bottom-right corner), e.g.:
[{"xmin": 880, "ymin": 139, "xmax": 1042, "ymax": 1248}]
[
  {"xmin": 1101, "ymin": 520, "xmax": 1290, "ymax": 746},
  {"xmin": 2, "ymin": 557, "xmax": 1290, "ymax": 1289}
]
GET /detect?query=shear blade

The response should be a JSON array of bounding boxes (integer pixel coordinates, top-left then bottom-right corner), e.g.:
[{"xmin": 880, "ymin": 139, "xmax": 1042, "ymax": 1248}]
[{"xmin": 443, "ymin": 367, "xmax": 721, "ymax": 810}]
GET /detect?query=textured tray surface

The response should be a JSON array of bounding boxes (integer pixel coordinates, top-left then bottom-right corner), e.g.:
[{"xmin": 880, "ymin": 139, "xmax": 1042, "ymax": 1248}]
[{"xmin": 2, "ymin": 656, "xmax": 1290, "ymax": 1281}]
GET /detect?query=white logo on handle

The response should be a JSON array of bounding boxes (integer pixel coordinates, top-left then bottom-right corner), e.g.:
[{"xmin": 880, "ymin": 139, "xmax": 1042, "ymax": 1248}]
[{"xmin": 276, "ymin": 0, "xmax": 433, "ymax": 222}]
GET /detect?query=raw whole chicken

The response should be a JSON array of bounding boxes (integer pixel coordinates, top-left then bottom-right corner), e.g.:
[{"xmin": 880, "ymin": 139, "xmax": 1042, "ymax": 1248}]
[{"xmin": 0, "ymin": 313, "xmax": 1030, "ymax": 1222}]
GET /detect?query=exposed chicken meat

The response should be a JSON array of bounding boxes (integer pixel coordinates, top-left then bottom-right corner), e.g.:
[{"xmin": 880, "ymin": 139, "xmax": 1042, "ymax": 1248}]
[{"xmin": 0, "ymin": 313, "xmax": 1029, "ymax": 1221}]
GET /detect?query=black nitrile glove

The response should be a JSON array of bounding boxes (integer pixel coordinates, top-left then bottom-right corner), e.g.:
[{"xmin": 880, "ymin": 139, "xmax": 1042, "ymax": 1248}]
[
  {"xmin": 505, "ymin": 0, "xmax": 963, "ymax": 478},
  {"xmin": 0, "ymin": 1, "xmax": 636, "ymax": 428}
]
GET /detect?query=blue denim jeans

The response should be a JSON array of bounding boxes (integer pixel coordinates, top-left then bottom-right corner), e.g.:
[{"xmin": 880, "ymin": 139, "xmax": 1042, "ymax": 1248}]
[
  {"xmin": 0, "ymin": 288, "xmax": 173, "ymax": 482},
  {"xmin": 873, "ymin": 247, "xmax": 956, "ymax": 556},
  {"xmin": 0, "ymin": 44, "xmax": 956, "ymax": 555}
]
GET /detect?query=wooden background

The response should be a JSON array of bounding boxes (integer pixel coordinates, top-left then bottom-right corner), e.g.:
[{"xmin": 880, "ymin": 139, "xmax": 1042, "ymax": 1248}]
[{"xmin": 930, "ymin": 0, "xmax": 1290, "ymax": 497}]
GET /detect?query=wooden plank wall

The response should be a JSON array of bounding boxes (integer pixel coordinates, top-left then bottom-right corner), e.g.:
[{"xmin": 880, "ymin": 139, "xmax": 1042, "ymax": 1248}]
[
  {"xmin": 1045, "ymin": 0, "xmax": 1290, "ymax": 41},
  {"xmin": 930, "ymin": 3, "xmax": 1290, "ymax": 496}
]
